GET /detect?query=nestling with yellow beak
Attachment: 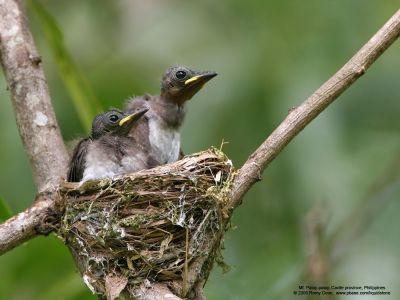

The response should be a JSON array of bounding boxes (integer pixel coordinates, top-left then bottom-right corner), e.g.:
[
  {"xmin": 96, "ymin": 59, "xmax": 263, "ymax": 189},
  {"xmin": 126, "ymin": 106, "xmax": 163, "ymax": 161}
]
[
  {"xmin": 67, "ymin": 106, "xmax": 151, "ymax": 182},
  {"xmin": 125, "ymin": 66, "xmax": 217, "ymax": 165}
]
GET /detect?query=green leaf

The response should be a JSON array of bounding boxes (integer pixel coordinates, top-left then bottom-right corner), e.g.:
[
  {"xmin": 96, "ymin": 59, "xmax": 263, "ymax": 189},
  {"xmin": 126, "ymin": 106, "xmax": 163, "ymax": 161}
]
[
  {"xmin": 0, "ymin": 196, "xmax": 13, "ymax": 222},
  {"xmin": 28, "ymin": 0, "xmax": 103, "ymax": 132}
]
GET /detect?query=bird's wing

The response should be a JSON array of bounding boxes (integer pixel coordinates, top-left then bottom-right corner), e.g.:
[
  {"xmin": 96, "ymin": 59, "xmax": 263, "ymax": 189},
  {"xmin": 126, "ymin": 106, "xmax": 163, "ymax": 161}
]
[{"xmin": 67, "ymin": 138, "xmax": 91, "ymax": 182}]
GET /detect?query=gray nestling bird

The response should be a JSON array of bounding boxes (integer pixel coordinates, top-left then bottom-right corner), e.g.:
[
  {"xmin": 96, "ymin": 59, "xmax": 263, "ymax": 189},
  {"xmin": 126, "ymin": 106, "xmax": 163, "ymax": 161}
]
[
  {"xmin": 67, "ymin": 106, "xmax": 150, "ymax": 182},
  {"xmin": 125, "ymin": 66, "xmax": 217, "ymax": 165}
]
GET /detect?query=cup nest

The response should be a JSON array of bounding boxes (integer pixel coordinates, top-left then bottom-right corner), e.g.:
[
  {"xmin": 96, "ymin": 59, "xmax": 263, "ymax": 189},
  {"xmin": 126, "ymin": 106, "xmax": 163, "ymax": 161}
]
[{"xmin": 58, "ymin": 148, "xmax": 234, "ymax": 299}]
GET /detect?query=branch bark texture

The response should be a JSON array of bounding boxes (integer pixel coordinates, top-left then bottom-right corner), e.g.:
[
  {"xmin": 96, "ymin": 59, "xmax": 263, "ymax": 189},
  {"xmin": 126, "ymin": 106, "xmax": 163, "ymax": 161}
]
[
  {"xmin": 227, "ymin": 9, "xmax": 400, "ymax": 212},
  {"xmin": 0, "ymin": 0, "xmax": 68, "ymax": 191},
  {"xmin": 0, "ymin": 5, "xmax": 399, "ymax": 300},
  {"xmin": 0, "ymin": 191, "xmax": 60, "ymax": 255}
]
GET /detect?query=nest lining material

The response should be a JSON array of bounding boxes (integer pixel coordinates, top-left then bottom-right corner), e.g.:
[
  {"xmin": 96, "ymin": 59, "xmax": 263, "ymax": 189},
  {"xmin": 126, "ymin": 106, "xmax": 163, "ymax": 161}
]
[{"xmin": 59, "ymin": 148, "xmax": 234, "ymax": 298}]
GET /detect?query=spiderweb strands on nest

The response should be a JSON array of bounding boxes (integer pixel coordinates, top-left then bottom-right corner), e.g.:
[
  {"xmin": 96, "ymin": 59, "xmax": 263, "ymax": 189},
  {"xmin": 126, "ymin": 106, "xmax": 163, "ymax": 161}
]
[{"xmin": 59, "ymin": 148, "xmax": 234, "ymax": 299}]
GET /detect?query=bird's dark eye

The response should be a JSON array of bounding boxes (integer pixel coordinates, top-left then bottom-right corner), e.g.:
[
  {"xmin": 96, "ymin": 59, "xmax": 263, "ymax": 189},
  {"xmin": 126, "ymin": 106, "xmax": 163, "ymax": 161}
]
[
  {"xmin": 175, "ymin": 70, "xmax": 187, "ymax": 79},
  {"xmin": 109, "ymin": 114, "xmax": 119, "ymax": 122}
]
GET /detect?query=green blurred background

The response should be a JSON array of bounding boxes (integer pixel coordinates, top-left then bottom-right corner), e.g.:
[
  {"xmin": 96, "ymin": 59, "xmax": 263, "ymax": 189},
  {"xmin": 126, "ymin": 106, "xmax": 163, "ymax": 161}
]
[{"xmin": 1, "ymin": 1, "xmax": 399, "ymax": 299}]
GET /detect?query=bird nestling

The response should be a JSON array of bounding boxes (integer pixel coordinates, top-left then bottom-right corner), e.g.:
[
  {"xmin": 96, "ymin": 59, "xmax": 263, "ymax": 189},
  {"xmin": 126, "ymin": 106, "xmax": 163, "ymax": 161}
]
[
  {"xmin": 125, "ymin": 66, "xmax": 217, "ymax": 165},
  {"xmin": 67, "ymin": 106, "xmax": 150, "ymax": 182}
]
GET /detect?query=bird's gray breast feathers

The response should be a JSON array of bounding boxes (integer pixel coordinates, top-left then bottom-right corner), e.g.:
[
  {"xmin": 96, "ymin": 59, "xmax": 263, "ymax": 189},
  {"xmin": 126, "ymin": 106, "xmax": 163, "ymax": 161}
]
[
  {"xmin": 81, "ymin": 137, "xmax": 147, "ymax": 182},
  {"xmin": 148, "ymin": 116, "xmax": 180, "ymax": 164},
  {"xmin": 82, "ymin": 141, "xmax": 120, "ymax": 182}
]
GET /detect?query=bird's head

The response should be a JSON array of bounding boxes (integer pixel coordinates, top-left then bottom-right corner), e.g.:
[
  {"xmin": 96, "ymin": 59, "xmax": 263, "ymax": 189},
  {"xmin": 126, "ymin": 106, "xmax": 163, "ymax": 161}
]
[
  {"xmin": 91, "ymin": 107, "xmax": 148, "ymax": 139},
  {"xmin": 160, "ymin": 66, "xmax": 217, "ymax": 105}
]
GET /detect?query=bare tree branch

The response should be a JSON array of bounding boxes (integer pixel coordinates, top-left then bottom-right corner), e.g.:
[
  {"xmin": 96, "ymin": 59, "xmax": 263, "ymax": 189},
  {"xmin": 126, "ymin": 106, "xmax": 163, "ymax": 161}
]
[
  {"xmin": 0, "ymin": 191, "xmax": 60, "ymax": 255},
  {"xmin": 0, "ymin": 0, "xmax": 68, "ymax": 192},
  {"xmin": 226, "ymin": 9, "xmax": 400, "ymax": 213},
  {"xmin": 0, "ymin": 4, "xmax": 399, "ymax": 300}
]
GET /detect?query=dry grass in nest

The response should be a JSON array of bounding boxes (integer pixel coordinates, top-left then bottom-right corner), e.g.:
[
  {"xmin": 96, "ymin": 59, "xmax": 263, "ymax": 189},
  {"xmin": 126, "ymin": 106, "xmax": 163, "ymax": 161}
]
[{"xmin": 58, "ymin": 148, "xmax": 234, "ymax": 299}]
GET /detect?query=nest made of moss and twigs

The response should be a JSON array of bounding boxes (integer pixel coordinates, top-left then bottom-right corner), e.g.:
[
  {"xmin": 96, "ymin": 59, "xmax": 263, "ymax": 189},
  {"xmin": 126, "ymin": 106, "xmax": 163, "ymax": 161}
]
[{"xmin": 58, "ymin": 148, "xmax": 235, "ymax": 298}]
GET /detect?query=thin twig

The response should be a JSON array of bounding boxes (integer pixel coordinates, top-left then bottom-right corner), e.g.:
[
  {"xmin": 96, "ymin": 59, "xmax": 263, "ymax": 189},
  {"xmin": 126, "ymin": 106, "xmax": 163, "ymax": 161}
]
[
  {"xmin": 0, "ymin": 5, "xmax": 399, "ymax": 300},
  {"xmin": 328, "ymin": 154, "xmax": 400, "ymax": 261},
  {"xmin": 226, "ymin": 9, "xmax": 400, "ymax": 213},
  {"xmin": 0, "ymin": 0, "xmax": 68, "ymax": 191},
  {"xmin": 304, "ymin": 205, "xmax": 331, "ymax": 287}
]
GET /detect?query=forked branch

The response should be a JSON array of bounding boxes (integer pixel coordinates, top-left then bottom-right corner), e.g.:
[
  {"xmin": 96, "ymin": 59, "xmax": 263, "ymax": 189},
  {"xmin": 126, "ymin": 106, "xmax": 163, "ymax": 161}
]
[{"xmin": 0, "ymin": 3, "xmax": 399, "ymax": 300}]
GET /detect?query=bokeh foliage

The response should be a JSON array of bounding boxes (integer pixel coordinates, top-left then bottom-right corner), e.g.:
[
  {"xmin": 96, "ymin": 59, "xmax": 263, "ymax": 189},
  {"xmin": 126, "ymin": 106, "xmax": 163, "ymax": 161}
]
[{"xmin": 0, "ymin": 1, "xmax": 399, "ymax": 299}]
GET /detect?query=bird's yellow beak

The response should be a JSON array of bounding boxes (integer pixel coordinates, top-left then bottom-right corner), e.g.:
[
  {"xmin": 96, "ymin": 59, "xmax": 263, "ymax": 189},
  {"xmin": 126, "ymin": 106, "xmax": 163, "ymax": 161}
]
[
  {"xmin": 119, "ymin": 107, "xmax": 149, "ymax": 126},
  {"xmin": 184, "ymin": 75, "xmax": 201, "ymax": 85},
  {"xmin": 119, "ymin": 115, "xmax": 134, "ymax": 126},
  {"xmin": 184, "ymin": 71, "xmax": 218, "ymax": 86}
]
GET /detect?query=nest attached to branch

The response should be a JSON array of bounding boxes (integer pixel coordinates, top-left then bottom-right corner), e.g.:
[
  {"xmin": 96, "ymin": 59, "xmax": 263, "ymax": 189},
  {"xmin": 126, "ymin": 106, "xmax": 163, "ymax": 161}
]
[{"xmin": 58, "ymin": 148, "xmax": 234, "ymax": 299}]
